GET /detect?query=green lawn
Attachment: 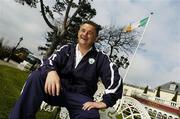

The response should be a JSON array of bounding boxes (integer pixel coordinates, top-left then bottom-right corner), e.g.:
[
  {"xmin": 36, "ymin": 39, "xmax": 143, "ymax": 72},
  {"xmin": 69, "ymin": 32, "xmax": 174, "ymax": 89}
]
[{"xmin": 0, "ymin": 65, "xmax": 54, "ymax": 119}]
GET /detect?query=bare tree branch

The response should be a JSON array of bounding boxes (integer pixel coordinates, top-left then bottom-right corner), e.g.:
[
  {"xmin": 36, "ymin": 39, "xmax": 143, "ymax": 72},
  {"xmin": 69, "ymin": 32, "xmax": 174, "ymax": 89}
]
[
  {"xmin": 63, "ymin": 0, "xmax": 73, "ymax": 30},
  {"xmin": 40, "ymin": 0, "xmax": 56, "ymax": 30}
]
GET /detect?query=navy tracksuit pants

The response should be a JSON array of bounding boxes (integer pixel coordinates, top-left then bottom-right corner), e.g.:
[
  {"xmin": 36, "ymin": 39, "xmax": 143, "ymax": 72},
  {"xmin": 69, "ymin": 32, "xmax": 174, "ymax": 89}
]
[{"xmin": 9, "ymin": 70, "xmax": 100, "ymax": 119}]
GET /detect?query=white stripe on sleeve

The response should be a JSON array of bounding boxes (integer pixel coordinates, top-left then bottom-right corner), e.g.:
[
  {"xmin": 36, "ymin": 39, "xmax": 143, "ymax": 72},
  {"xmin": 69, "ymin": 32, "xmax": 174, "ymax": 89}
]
[{"xmin": 105, "ymin": 63, "xmax": 121, "ymax": 94}]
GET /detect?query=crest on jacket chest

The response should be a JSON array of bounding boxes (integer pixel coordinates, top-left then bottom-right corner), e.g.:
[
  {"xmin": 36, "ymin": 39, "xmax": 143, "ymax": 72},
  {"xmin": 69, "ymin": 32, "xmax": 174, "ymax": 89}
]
[{"xmin": 88, "ymin": 58, "xmax": 95, "ymax": 64}]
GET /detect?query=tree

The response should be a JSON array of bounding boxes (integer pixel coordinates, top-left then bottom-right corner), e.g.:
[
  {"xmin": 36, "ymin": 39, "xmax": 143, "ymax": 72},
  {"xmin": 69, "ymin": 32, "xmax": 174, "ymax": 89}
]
[
  {"xmin": 38, "ymin": 31, "xmax": 54, "ymax": 56},
  {"xmin": 155, "ymin": 86, "xmax": 161, "ymax": 97},
  {"xmin": 16, "ymin": 0, "xmax": 142, "ymax": 69},
  {"xmin": 0, "ymin": 37, "xmax": 3, "ymax": 48},
  {"xmin": 98, "ymin": 26, "xmax": 139, "ymax": 56},
  {"xmin": 16, "ymin": 0, "xmax": 96, "ymax": 58},
  {"xmin": 172, "ymin": 91, "xmax": 178, "ymax": 102},
  {"xmin": 0, "ymin": 37, "xmax": 13, "ymax": 60},
  {"xmin": 96, "ymin": 26, "xmax": 140, "ymax": 68},
  {"xmin": 6, "ymin": 37, "xmax": 23, "ymax": 62},
  {"xmin": 143, "ymin": 85, "xmax": 148, "ymax": 94}
]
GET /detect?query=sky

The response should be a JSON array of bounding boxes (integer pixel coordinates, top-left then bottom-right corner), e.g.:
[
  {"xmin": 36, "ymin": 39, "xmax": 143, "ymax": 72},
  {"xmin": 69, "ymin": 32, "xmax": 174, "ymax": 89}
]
[{"xmin": 0, "ymin": 0, "xmax": 180, "ymax": 89}]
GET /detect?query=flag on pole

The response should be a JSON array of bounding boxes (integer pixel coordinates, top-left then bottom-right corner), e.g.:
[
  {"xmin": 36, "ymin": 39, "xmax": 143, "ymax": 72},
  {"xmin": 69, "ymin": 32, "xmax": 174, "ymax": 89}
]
[
  {"xmin": 123, "ymin": 17, "xmax": 149, "ymax": 32},
  {"xmin": 122, "ymin": 13, "xmax": 153, "ymax": 82}
]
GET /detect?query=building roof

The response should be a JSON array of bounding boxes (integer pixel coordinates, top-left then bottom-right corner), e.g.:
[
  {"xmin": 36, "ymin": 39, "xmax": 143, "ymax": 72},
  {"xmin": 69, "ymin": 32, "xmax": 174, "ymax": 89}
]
[
  {"xmin": 16, "ymin": 47, "xmax": 33, "ymax": 54},
  {"xmin": 156, "ymin": 81, "xmax": 180, "ymax": 94},
  {"xmin": 124, "ymin": 83, "xmax": 154, "ymax": 92}
]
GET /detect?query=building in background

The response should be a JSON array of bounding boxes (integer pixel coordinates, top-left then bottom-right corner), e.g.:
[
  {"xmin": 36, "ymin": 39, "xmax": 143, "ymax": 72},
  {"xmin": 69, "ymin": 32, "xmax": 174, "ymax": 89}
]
[
  {"xmin": 123, "ymin": 81, "xmax": 180, "ymax": 119},
  {"xmin": 18, "ymin": 54, "xmax": 41, "ymax": 71}
]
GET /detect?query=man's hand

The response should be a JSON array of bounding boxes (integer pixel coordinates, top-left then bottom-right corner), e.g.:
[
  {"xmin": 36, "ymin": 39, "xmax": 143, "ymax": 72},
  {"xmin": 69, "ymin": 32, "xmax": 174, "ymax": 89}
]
[
  {"xmin": 82, "ymin": 101, "xmax": 107, "ymax": 110},
  {"xmin": 45, "ymin": 71, "xmax": 61, "ymax": 96}
]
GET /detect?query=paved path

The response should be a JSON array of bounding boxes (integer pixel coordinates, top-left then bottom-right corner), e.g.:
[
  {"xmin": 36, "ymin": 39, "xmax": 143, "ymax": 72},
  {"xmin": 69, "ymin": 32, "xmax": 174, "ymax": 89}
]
[{"xmin": 0, "ymin": 59, "xmax": 19, "ymax": 69}]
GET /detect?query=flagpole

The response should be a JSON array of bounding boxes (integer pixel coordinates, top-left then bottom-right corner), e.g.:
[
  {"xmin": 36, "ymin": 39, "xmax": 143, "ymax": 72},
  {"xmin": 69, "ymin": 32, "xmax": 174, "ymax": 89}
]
[
  {"xmin": 122, "ymin": 12, "xmax": 153, "ymax": 81},
  {"xmin": 117, "ymin": 12, "xmax": 153, "ymax": 115}
]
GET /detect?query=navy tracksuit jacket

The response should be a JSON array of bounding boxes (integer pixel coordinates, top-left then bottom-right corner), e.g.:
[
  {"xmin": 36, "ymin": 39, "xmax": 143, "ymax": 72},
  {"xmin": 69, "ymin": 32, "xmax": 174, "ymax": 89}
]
[{"xmin": 9, "ymin": 43, "xmax": 123, "ymax": 119}]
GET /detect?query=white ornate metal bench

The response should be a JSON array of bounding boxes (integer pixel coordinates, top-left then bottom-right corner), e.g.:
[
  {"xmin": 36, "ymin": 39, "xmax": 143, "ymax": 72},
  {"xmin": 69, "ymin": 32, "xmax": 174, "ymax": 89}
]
[{"xmin": 40, "ymin": 82, "xmax": 151, "ymax": 119}]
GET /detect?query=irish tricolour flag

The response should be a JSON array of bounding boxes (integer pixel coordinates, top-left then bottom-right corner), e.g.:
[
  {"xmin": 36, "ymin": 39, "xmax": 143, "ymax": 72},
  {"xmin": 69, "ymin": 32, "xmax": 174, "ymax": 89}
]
[{"xmin": 123, "ymin": 17, "xmax": 149, "ymax": 32}]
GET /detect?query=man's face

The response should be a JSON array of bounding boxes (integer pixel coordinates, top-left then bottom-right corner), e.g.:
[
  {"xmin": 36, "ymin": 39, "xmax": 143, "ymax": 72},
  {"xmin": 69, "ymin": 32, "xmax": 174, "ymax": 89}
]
[{"xmin": 78, "ymin": 23, "xmax": 97, "ymax": 48}]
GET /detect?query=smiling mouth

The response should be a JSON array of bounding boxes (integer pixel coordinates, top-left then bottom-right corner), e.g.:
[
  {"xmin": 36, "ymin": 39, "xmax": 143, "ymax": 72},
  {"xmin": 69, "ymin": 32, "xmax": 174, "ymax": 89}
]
[{"xmin": 81, "ymin": 37, "xmax": 88, "ymax": 41}]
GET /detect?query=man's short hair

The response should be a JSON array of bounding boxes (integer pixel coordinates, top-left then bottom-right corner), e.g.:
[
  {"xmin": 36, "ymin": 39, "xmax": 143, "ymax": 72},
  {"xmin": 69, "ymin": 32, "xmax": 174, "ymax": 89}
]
[{"xmin": 80, "ymin": 20, "xmax": 102, "ymax": 36}]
